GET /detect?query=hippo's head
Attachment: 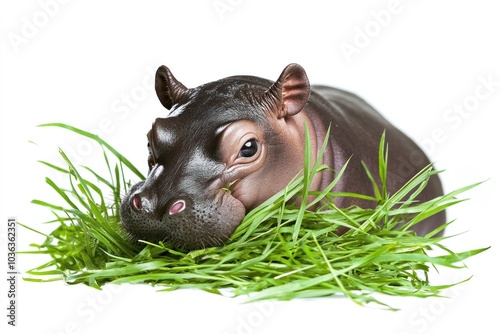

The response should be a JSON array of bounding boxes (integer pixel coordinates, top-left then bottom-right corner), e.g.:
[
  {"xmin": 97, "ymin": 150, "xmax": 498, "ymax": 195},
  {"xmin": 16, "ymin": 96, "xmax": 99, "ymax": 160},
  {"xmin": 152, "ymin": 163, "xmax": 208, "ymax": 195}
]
[{"xmin": 120, "ymin": 64, "xmax": 313, "ymax": 250}]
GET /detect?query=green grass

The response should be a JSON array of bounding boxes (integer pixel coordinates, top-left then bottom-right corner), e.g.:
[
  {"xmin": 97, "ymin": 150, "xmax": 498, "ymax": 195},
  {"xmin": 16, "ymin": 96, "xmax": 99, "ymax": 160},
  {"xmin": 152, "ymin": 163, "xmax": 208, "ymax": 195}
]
[{"xmin": 21, "ymin": 123, "xmax": 489, "ymax": 310}]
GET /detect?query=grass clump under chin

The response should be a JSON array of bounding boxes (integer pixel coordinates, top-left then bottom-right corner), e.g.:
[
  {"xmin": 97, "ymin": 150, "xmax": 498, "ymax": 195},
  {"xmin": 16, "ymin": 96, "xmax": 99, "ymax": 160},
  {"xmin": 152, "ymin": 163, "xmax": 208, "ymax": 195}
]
[{"xmin": 21, "ymin": 123, "xmax": 489, "ymax": 309}]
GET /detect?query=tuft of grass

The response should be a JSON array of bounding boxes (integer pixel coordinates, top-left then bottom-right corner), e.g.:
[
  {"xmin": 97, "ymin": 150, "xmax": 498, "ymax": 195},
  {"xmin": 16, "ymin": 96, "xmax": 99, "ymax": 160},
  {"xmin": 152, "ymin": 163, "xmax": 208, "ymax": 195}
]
[{"xmin": 21, "ymin": 123, "xmax": 489, "ymax": 309}]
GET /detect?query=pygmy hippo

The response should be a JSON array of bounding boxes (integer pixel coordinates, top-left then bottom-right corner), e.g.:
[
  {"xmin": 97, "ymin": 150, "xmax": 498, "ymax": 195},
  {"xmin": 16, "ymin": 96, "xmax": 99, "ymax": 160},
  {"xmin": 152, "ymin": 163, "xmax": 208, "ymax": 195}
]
[{"xmin": 120, "ymin": 64, "xmax": 445, "ymax": 250}]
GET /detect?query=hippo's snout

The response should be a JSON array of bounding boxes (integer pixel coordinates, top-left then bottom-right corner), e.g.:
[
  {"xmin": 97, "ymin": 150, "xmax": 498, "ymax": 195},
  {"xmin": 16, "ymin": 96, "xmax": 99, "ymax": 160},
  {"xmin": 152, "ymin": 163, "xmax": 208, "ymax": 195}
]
[
  {"xmin": 129, "ymin": 189, "xmax": 186, "ymax": 217},
  {"xmin": 120, "ymin": 182, "xmax": 246, "ymax": 250}
]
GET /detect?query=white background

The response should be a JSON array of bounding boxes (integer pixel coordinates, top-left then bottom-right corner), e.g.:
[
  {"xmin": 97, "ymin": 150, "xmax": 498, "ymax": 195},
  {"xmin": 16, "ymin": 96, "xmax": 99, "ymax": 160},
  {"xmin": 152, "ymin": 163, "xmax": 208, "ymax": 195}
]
[{"xmin": 1, "ymin": 0, "xmax": 499, "ymax": 333}]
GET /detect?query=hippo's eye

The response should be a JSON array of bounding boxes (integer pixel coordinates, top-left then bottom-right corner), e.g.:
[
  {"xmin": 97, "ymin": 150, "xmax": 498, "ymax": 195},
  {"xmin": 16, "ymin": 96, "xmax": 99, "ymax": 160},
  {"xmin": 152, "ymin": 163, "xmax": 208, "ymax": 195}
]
[{"xmin": 239, "ymin": 139, "xmax": 258, "ymax": 158}]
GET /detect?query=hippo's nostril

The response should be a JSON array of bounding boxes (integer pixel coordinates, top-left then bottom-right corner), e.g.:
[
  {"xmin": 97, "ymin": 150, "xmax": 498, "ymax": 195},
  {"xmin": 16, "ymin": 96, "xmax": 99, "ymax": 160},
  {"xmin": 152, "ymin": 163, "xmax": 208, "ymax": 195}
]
[
  {"xmin": 131, "ymin": 194, "xmax": 142, "ymax": 212},
  {"xmin": 169, "ymin": 199, "xmax": 186, "ymax": 215}
]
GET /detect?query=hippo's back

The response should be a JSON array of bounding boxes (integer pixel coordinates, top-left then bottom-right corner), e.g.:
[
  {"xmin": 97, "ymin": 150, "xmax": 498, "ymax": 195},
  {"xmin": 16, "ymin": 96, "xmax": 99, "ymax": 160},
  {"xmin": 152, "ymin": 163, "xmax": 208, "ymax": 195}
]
[{"xmin": 307, "ymin": 85, "xmax": 446, "ymax": 236}]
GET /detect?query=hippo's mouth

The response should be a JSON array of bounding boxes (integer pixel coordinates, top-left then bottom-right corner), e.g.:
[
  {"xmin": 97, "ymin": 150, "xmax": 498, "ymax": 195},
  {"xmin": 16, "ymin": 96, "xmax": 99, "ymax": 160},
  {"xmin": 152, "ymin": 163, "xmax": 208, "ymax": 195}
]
[{"xmin": 120, "ymin": 182, "xmax": 246, "ymax": 250}]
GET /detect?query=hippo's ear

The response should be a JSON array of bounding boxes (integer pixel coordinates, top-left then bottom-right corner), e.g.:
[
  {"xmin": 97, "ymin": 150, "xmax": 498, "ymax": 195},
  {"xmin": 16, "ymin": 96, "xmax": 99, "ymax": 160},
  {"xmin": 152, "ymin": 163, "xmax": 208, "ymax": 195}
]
[
  {"xmin": 155, "ymin": 65, "xmax": 189, "ymax": 110},
  {"xmin": 264, "ymin": 63, "xmax": 311, "ymax": 118}
]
